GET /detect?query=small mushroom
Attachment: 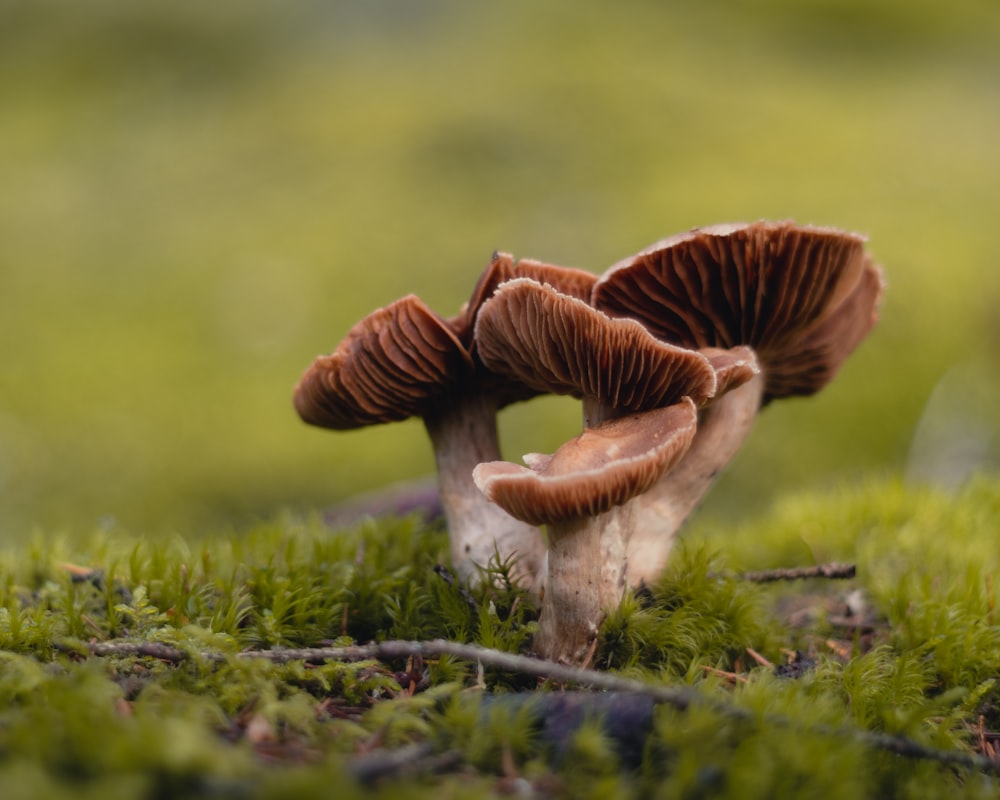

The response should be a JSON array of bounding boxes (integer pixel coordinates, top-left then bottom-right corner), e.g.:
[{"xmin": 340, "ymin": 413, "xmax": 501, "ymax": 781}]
[
  {"xmin": 592, "ymin": 221, "xmax": 884, "ymax": 584},
  {"xmin": 473, "ymin": 279, "xmax": 749, "ymax": 662},
  {"xmin": 294, "ymin": 293, "xmax": 534, "ymax": 583},
  {"xmin": 294, "ymin": 253, "xmax": 598, "ymax": 592},
  {"xmin": 474, "ymin": 400, "xmax": 698, "ymax": 664}
]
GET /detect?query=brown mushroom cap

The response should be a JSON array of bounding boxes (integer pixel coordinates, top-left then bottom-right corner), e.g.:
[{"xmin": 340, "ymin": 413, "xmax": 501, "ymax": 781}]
[
  {"xmin": 592, "ymin": 221, "xmax": 881, "ymax": 400},
  {"xmin": 294, "ymin": 250, "xmax": 599, "ymax": 431},
  {"xmin": 474, "ymin": 278, "xmax": 718, "ymax": 411},
  {"xmin": 294, "ymin": 294, "xmax": 472, "ymax": 429},
  {"xmin": 450, "ymin": 251, "xmax": 598, "ymax": 347},
  {"xmin": 763, "ymin": 258, "xmax": 884, "ymax": 398},
  {"xmin": 473, "ymin": 399, "xmax": 698, "ymax": 526},
  {"xmin": 701, "ymin": 346, "xmax": 760, "ymax": 397}
]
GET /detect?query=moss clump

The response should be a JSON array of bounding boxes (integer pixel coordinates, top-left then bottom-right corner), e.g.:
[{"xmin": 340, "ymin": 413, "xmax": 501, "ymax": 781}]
[
  {"xmin": 1, "ymin": 478, "xmax": 1000, "ymax": 797},
  {"xmin": 598, "ymin": 546, "xmax": 782, "ymax": 678}
]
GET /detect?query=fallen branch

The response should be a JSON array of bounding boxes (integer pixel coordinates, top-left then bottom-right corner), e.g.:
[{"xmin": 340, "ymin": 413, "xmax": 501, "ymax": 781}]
[
  {"xmin": 736, "ymin": 562, "xmax": 856, "ymax": 583},
  {"xmin": 62, "ymin": 640, "xmax": 189, "ymax": 664},
  {"xmin": 75, "ymin": 637, "xmax": 1000, "ymax": 776}
]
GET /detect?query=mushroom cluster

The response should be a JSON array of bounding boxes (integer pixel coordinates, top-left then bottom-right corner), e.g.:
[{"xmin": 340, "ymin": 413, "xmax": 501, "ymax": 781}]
[
  {"xmin": 294, "ymin": 252, "xmax": 596, "ymax": 594},
  {"xmin": 295, "ymin": 220, "xmax": 884, "ymax": 664}
]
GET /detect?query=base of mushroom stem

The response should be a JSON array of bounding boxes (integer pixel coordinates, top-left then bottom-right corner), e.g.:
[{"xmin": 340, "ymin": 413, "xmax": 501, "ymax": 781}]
[
  {"xmin": 532, "ymin": 616, "xmax": 602, "ymax": 666},
  {"xmin": 446, "ymin": 491, "xmax": 547, "ymax": 596},
  {"xmin": 531, "ymin": 507, "xmax": 631, "ymax": 664},
  {"xmin": 452, "ymin": 535, "xmax": 546, "ymax": 597}
]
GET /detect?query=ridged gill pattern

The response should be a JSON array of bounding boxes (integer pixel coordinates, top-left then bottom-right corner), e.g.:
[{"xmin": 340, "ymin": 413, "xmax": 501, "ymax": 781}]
[
  {"xmin": 293, "ymin": 295, "xmax": 472, "ymax": 429},
  {"xmin": 593, "ymin": 221, "xmax": 882, "ymax": 400},
  {"xmin": 475, "ymin": 279, "xmax": 717, "ymax": 411},
  {"xmin": 449, "ymin": 251, "xmax": 598, "ymax": 346}
]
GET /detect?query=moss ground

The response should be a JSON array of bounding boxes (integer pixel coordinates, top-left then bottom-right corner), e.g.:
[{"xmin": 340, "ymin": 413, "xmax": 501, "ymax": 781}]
[{"xmin": 2, "ymin": 476, "xmax": 1000, "ymax": 798}]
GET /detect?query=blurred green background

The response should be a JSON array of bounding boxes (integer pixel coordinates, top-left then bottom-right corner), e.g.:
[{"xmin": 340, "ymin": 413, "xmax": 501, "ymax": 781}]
[{"xmin": 2, "ymin": 0, "xmax": 999, "ymax": 542}]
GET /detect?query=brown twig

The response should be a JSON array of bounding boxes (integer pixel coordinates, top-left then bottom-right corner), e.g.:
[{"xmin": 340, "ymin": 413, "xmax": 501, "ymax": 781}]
[
  {"xmin": 80, "ymin": 640, "xmax": 190, "ymax": 664},
  {"xmin": 737, "ymin": 562, "xmax": 856, "ymax": 583},
  {"xmin": 700, "ymin": 665, "xmax": 747, "ymax": 684},
  {"xmin": 745, "ymin": 647, "xmax": 772, "ymax": 667},
  {"xmin": 74, "ymin": 637, "xmax": 1000, "ymax": 776}
]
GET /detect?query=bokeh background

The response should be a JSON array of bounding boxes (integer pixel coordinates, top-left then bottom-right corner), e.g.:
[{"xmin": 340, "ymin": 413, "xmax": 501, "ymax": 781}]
[{"xmin": 2, "ymin": 0, "xmax": 999, "ymax": 543}]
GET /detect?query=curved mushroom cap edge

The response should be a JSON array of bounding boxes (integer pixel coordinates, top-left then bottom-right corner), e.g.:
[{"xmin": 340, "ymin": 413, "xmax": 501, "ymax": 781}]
[
  {"xmin": 294, "ymin": 294, "xmax": 473, "ymax": 429},
  {"xmin": 475, "ymin": 278, "xmax": 718, "ymax": 412},
  {"xmin": 473, "ymin": 398, "xmax": 699, "ymax": 526}
]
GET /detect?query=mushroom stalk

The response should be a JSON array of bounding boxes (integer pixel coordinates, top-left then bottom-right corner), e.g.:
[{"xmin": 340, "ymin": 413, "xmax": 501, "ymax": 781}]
[
  {"xmin": 472, "ymin": 401, "xmax": 699, "ymax": 663},
  {"xmin": 533, "ymin": 504, "xmax": 633, "ymax": 664},
  {"xmin": 424, "ymin": 392, "xmax": 546, "ymax": 592},
  {"xmin": 624, "ymin": 371, "xmax": 766, "ymax": 586}
]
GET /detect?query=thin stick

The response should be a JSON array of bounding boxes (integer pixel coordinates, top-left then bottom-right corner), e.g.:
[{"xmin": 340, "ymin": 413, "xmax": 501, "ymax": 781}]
[
  {"xmin": 78, "ymin": 640, "xmax": 190, "ymax": 664},
  {"xmin": 75, "ymin": 637, "xmax": 1000, "ymax": 776},
  {"xmin": 737, "ymin": 562, "xmax": 856, "ymax": 583}
]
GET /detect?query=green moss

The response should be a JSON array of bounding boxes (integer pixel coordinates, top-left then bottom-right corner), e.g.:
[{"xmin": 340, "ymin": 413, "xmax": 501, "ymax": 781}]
[
  {"xmin": 1, "ymin": 478, "xmax": 1000, "ymax": 796},
  {"xmin": 599, "ymin": 546, "xmax": 782, "ymax": 678}
]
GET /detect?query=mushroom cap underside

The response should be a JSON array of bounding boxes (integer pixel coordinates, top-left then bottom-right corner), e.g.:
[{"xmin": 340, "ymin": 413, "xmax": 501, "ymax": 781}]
[
  {"xmin": 592, "ymin": 220, "xmax": 882, "ymax": 399},
  {"xmin": 294, "ymin": 294, "xmax": 473, "ymax": 429},
  {"xmin": 762, "ymin": 257, "xmax": 884, "ymax": 399},
  {"xmin": 475, "ymin": 278, "xmax": 719, "ymax": 411},
  {"xmin": 449, "ymin": 251, "xmax": 598, "ymax": 345},
  {"xmin": 473, "ymin": 399, "xmax": 698, "ymax": 526}
]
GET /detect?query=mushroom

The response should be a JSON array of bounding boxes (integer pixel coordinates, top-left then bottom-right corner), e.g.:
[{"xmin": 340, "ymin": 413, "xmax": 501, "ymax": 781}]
[
  {"xmin": 294, "ymin": 252, "xmax": 597, "ymax": 592},
  {"xmin": 591, "ymin": 221, "xmax": 884, "ymax": 584},
  {"xmin": 472, "ymin": 278, "xmax": 751, "ymax": 662},
  {"xmin": 474, "ymin": 401, "xmax": 698, "ymax": 665},
  {"xmin": 472, "ymin": 278, "xmax": 721, "ymax": 428}
]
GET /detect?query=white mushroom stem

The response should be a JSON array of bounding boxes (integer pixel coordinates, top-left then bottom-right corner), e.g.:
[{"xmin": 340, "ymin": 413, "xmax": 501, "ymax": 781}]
[
  {"xmin": 624, "ymin": 371, "xmax": 766, "ymax": 586},
  {"xmin": 532, "ymin": 503, "xmax": 633, "ymax": 665},
  {"xmin": 423, "ymin": 392, "xmax": 546, "ymax": 594}
]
